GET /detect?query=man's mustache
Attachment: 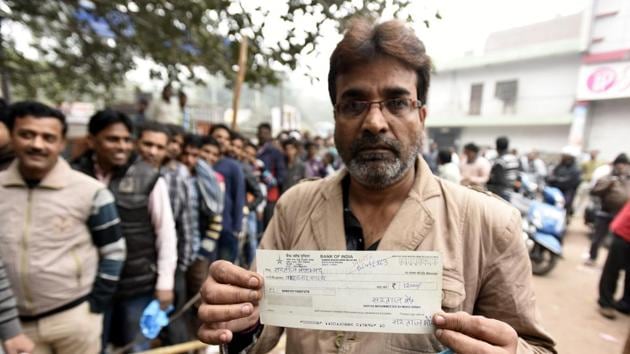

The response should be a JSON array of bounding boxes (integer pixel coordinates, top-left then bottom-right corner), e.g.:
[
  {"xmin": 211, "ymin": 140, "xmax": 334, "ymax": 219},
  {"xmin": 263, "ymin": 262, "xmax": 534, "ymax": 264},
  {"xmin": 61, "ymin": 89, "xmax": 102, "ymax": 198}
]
[
  {"xmin": 25, "ymin": 148, "xmax": 47, "ymax": 157},
  {"xmin": 350, "ymin": 134, "xmax": 401, "ymax": 158}
]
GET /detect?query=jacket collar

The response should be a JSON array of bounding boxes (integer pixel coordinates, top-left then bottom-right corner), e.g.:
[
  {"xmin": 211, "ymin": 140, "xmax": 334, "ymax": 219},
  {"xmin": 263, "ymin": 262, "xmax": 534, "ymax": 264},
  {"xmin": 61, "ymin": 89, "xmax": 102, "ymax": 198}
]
[
  {"xmin": 310, "ymin": 168, "xmax": 347, "ymax": 250},
  {"xmin": 73, "ymin": 150, "xmax": 138, "ymax": 181},
  {"xmin": 2, "ymin": 157, "xmax": 71, "ymax": 190},
  {"xmin": 311, "ymin": 157, "xmax": 443, "ymax": 251}
]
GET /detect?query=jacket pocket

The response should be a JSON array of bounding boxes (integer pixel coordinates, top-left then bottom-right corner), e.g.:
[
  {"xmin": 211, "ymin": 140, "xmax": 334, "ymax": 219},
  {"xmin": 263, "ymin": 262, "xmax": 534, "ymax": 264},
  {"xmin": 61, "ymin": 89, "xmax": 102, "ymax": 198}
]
[
  {"xmin": 387, "ymin": 334, "xmax": 445, "ymax": 353},
  {"xmin": 69, "ymin": 246, "xmax": 83, "ymax": 287},
  {"xmin": 387, "ymin": 270, "xmax": 466, "ymax": 353}
]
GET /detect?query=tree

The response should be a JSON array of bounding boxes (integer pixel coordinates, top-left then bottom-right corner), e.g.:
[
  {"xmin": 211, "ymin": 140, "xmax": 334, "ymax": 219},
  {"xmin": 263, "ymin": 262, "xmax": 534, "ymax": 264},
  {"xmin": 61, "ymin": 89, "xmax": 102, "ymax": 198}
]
[{"xmin": 2, "ymin": 0, "xmax": 438, "ymax": 102}]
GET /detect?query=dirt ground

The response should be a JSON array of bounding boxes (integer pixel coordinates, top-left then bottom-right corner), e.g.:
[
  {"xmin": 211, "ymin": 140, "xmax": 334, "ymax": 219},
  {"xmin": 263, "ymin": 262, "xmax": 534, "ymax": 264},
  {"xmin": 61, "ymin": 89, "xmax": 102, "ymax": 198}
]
[{"xmin": 531, "ymin": 220, "xmax": 629, "ymax": 354}]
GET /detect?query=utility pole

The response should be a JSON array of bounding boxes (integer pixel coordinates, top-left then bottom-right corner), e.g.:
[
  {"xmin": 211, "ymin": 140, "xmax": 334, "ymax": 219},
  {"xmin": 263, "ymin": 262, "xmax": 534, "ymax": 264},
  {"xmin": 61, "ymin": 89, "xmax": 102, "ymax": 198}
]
[
  {"xmin": 231, "ymin": 36, "xmax": 248, "ymax": 131},
  {"xmin": 279, "ymin": 77, "xmax": 284, "ymax": 130}
]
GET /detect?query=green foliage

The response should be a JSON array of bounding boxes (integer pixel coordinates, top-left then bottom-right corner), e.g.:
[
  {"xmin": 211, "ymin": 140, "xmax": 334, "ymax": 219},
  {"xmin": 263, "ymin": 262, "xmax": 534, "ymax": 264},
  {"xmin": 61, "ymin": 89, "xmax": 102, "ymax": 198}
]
[{"xmin": 2, "ymin": 0, "xmax": 435, "ymax": 101}]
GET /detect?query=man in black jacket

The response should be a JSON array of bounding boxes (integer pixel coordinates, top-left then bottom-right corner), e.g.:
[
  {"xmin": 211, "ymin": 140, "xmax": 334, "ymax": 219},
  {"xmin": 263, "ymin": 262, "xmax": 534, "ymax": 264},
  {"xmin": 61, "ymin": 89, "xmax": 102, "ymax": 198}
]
[
  {"xmin": 487, "ymin": 136, "xmax": 521, "ymax": 200},
  {"xmin": 73, "ymin": 110, "xmax": 177, "ymax": 353},
  {"xmin": 547, "ymin": 148, "xmax": 582, "ymax": 217}
]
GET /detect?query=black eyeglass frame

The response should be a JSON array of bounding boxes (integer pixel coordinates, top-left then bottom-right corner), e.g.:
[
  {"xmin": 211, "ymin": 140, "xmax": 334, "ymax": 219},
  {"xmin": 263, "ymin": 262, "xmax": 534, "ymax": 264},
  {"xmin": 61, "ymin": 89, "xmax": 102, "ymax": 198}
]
[{"xmin": 333, "ymin": 98, "xmax": 424, "ymax": 118}]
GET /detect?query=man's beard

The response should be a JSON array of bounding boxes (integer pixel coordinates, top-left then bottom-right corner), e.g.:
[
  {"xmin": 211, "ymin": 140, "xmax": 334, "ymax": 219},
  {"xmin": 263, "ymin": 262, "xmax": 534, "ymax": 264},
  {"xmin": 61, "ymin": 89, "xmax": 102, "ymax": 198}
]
[{"xmin": 338, "ymin": 133, "xmax": 421, "ymax": 190}]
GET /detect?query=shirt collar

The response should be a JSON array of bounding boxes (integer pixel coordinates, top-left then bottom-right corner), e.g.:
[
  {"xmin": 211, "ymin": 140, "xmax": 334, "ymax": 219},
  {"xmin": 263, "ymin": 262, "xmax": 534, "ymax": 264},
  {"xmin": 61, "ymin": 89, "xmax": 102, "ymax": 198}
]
[{"xmin": 2, "ymin": 157, "xmax": 71, "ymax": 189}]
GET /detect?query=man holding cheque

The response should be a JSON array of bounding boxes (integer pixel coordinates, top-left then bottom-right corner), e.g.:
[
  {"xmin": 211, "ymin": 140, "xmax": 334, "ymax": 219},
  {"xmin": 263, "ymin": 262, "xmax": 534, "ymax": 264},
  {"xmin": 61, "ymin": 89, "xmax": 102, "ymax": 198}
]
[{"xmin": 197, "ymin": 18, "xmax": 556, "ymax": 354}]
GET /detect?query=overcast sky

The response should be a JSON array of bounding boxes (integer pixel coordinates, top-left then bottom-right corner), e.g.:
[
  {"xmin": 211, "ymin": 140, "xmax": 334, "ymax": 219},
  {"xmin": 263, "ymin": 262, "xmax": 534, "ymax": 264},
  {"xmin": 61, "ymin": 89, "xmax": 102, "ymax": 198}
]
[
  {"xmin": 3, "ymin": 0, "xmax": 591, "ymax": 95},
  {"xmin": 289, "ymin": 0, "xmax": 591, "ymax": 93}
]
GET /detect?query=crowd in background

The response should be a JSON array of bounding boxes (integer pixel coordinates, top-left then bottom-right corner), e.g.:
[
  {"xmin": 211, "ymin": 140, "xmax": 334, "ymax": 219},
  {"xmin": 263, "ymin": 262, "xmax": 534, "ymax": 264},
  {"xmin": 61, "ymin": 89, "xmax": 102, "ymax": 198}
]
[
  {"xmin": 0, "ymin": 99, "xmax": 347, "ymax": 354},
  {"xmin": 0, "ymin": 97, "xmax": 628, "ymax": 353},
  {"xmin": 426, "ymin": 136, "xmax": 630, "ymax": 321},
  {"xmin": 425, "ymin": 136, "xmax": 627, "ymax": 220}
]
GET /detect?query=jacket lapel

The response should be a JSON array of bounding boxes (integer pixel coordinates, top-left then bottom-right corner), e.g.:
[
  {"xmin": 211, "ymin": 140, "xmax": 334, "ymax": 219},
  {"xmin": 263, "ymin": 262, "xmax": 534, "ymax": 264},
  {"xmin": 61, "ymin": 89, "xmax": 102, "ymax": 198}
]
[
  {"xmin": 379, "ymin": 158, "xmax": 442, "ymax": 251},
  {"xmin": 39, "ymin": 158, "xmax": 70, "ymax": 190},
  {"xmin": 308, "ymin": 158, "xmax": 443, "ymax": 252},
  {"xmin": 310, "ymin": 171, "xmax": 347, "ymax": 251}
]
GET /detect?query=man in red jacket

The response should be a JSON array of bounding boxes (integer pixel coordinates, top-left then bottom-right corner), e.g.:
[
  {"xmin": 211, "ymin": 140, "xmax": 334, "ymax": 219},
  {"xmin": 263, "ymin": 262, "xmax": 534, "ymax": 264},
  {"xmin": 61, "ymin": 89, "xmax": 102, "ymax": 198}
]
[{"xmin": 598, "ymin": 201, "xmax": 630, "ymax": 319}]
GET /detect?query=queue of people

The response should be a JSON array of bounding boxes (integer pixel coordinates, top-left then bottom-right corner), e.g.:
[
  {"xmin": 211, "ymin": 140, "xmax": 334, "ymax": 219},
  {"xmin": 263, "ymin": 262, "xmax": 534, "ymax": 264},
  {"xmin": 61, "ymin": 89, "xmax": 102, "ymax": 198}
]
[{"xmin": 0, "ymin": 97, "xmax": 347, "ymax": 353}]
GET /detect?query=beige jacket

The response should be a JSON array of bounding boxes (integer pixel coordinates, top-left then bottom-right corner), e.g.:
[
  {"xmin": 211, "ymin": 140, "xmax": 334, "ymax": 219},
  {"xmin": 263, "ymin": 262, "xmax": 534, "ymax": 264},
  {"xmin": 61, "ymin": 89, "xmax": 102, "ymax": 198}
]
[
  {"xmin": 251, "ymin": 158, "xmax": 555, "ymax": 354},
  {"xmin": 0, "ymin": 159, "xmax": 103, "ymax": 316}
]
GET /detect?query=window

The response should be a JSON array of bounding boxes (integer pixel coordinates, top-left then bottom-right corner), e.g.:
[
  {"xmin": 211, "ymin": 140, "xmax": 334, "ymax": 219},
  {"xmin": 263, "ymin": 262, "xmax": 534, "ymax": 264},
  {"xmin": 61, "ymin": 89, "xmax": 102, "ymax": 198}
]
[
  {"xmin": 495, "ymin": 80, "xmax": 518, "ymax": 114},
  {"xmin": 468, "ymin": 83, "xmax": 483, "ymax": 115}
]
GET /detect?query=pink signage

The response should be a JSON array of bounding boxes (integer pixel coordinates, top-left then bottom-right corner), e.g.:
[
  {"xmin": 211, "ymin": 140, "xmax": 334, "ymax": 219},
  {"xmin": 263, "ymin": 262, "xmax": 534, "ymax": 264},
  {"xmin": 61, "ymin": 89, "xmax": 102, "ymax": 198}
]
[
  {"xmin": 586, "ymin": 67, "xmax": 616, "ymax": 93},
  {"xmin": 577, "ymin": 61, "xmax": 630, "ymax": 100}
]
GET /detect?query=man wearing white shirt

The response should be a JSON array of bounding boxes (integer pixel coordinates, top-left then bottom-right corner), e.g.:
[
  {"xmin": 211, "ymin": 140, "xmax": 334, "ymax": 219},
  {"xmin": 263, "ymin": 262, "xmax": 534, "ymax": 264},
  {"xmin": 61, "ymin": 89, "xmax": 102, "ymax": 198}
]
[
  {"xmin": 460, "ymin": 143, "xmax": 491, "ymax": 188},
  {"xmin": 146, "ymin": 84, "xmax": 182, "ymax": 126}
]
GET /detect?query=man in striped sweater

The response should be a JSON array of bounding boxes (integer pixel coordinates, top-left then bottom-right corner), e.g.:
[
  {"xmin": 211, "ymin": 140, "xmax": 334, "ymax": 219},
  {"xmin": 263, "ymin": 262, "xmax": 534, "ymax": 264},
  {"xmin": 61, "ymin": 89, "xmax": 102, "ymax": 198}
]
[
  {"xmin": 0, "ymin": 101, "xmax": 126, "ymax": 353},
  {"xmin": 0, "ymin": 258, "xmax": 34, "ymax": 354}
]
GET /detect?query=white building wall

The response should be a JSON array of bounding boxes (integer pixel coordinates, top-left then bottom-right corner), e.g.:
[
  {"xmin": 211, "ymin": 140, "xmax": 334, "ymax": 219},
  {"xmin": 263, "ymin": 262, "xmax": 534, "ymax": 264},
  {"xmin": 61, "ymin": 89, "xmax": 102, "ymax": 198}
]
[
  {"xmin": 584, "ymin": 98, "xmax": 630, "ymax": 161},
  {"xmin": 430, "ymin": 55, "xmax": 581, "ymax": 119},
  {"xmin": 590, "ymin": 0, "xmax": 630, "ymax": 54},
  {"xmin": 460, "ymin": 126, "xmax": 571, "ymax": 154}
]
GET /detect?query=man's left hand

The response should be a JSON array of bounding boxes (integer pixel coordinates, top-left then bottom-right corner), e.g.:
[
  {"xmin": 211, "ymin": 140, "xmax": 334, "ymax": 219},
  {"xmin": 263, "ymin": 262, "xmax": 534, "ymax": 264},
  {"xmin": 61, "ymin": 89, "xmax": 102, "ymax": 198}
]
[
  {"xmin": 433, "ymin": 312, "xmax": 518, "ymax": 354},
  {"xmin": 155, "ymin": 289, "xmax": 174, "ymax": 310}
]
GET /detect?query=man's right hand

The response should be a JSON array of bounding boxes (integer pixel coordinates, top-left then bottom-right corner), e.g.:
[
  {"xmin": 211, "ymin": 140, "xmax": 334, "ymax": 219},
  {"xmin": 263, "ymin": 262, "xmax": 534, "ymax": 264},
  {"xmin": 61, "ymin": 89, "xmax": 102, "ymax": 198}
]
[{"xmin": 197, "ymin": 260, "xmax": 264, "ymax": 345}]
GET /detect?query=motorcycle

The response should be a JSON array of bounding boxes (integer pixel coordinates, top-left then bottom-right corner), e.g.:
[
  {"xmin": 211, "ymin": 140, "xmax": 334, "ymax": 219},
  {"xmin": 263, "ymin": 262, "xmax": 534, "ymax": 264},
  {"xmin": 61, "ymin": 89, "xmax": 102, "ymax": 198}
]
[{"xmin": 510, "ymin": 174, "xmax": 566, "ymax": 275}]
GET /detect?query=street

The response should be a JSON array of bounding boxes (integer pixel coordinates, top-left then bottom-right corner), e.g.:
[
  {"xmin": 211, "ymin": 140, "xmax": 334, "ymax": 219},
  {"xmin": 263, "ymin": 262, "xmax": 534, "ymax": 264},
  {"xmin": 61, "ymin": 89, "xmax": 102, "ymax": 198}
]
[{"xmin": 532, "ymin": 220, "xmax": 629, "ymax": 353}]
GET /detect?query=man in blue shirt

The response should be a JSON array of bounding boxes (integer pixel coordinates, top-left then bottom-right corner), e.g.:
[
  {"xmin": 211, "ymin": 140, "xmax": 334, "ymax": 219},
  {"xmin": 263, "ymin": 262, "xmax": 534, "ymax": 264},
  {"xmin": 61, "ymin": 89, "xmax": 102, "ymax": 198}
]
[
  {"xmin": 256, "ymin": 123, "xmax": 286, "ymax": 230},
  {"xmin": 206, "ymin": 126, "xmax": 246, "ymax": 263}
]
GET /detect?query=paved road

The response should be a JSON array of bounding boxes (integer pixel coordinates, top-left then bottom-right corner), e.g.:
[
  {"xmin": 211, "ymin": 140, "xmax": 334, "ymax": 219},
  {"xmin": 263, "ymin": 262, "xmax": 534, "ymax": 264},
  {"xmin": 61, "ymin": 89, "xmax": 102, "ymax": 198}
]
[{"xmin": 531, "ymin": 220, "xmax": 629, "ymax": 354}]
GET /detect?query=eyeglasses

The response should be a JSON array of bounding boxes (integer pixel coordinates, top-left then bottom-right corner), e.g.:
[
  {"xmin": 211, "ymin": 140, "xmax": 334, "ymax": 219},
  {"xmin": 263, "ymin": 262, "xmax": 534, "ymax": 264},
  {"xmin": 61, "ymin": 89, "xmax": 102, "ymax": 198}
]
[{"xmin": 334, "ymin": 98, "xmax": 423, "ymax": 118}]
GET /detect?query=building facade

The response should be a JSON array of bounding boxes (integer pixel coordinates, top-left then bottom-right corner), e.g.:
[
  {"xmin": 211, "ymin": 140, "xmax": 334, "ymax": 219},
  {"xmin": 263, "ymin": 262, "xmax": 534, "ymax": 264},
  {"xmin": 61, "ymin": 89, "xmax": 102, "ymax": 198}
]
[
  {"xmin": 428, "ymin": 7, "xmax": 629, "ymax": 160},
  {"xmin": 574, "ymin": 0, "xmax": 630, "ymax": 160}
]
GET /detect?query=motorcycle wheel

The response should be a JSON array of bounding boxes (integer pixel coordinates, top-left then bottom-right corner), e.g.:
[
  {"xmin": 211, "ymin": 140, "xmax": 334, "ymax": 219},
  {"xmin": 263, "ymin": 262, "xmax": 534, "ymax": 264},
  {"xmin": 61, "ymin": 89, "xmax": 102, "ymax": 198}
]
[{"xmin": 530, "ymin": 244, "xmax": 558, "ymax": 276}]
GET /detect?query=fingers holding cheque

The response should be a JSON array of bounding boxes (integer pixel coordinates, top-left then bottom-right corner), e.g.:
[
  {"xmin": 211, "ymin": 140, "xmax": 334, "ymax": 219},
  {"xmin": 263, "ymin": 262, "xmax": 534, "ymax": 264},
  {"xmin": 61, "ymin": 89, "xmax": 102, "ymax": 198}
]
[
  {"xmin": 197, "ymin": 260, "xmax": 264, "ymax": 345},
  {"xmin": 433, "ymin": 311, "xmax": 519, "ymax": 354},
  {"xmin": 196, "ymin": 256, "xmax": 521, "ymax": 353}
]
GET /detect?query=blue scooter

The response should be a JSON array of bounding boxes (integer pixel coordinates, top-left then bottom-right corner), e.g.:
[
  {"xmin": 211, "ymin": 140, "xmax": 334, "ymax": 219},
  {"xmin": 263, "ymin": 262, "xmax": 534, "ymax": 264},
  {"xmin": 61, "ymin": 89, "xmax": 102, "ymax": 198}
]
[
  {"xmin": 524, "ymin": 187, "xmax": 566, "ymax": 275},
  {"xmin": 510, "ymin": 174, "xmax": 566, "ymax": 275}
]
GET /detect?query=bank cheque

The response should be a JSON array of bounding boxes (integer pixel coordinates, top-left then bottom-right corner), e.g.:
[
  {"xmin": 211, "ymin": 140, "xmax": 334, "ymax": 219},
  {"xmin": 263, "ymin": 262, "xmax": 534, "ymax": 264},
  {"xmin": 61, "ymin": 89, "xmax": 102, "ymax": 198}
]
[{"xmin": 257, "ymin": 250, "xmax": 442, "ymax": 334}]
